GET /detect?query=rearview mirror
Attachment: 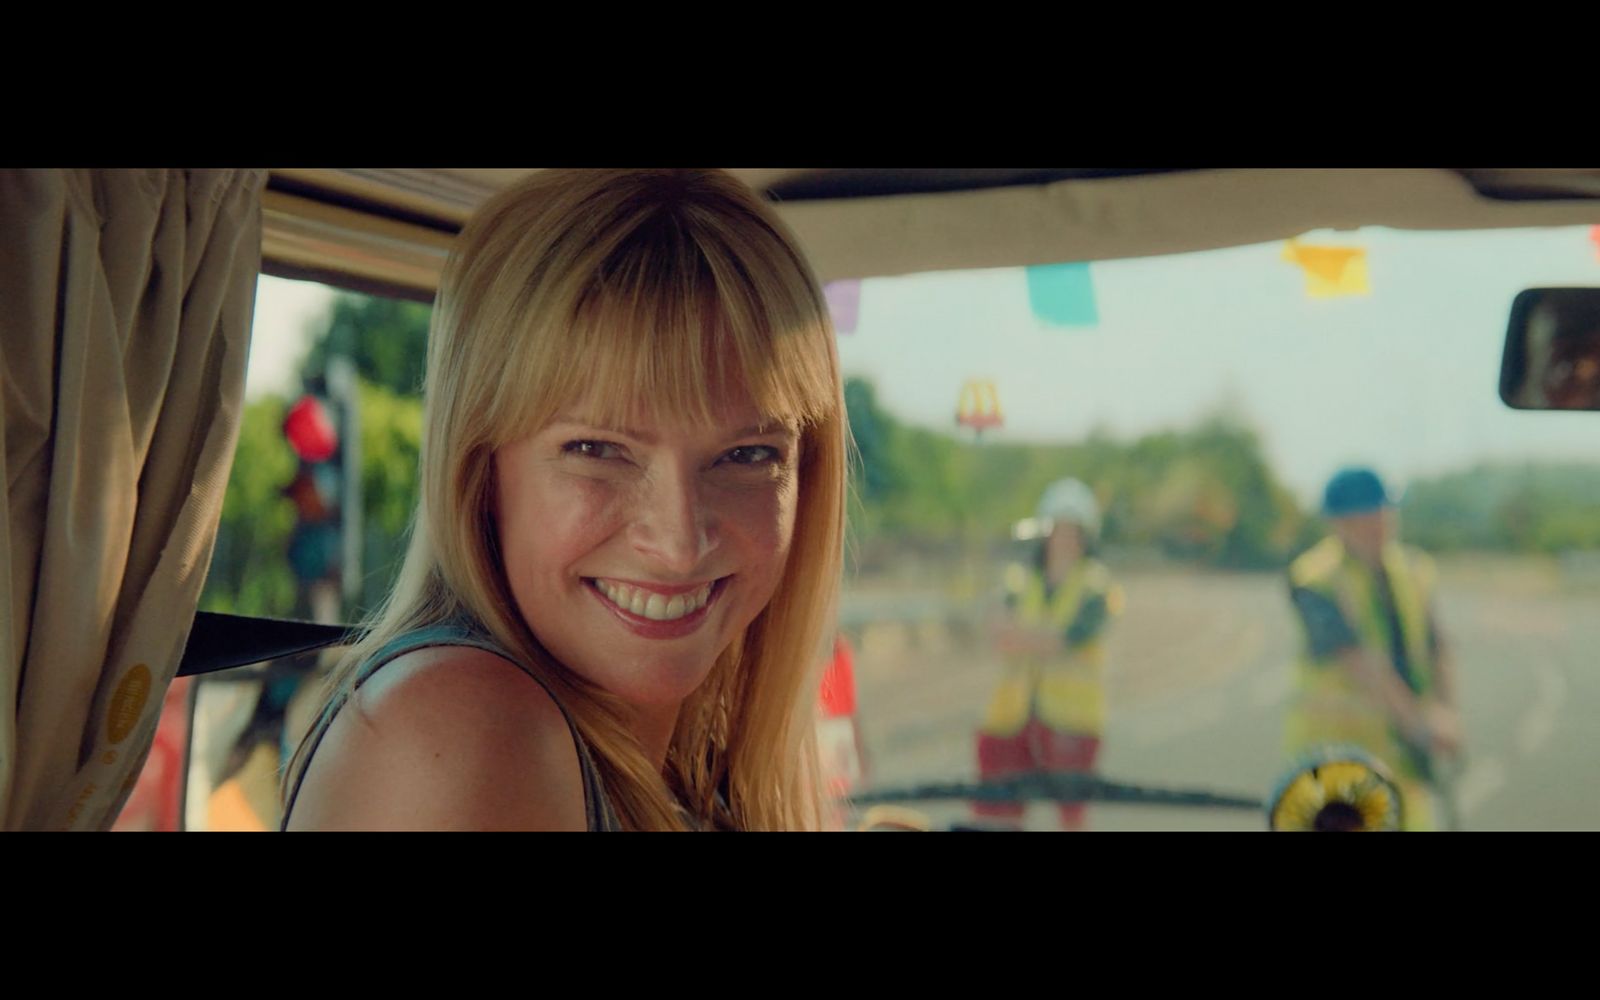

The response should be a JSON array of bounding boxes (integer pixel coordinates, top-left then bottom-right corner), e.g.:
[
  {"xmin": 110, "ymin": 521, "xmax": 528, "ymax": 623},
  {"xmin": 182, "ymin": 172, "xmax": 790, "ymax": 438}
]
[{"xmin": 1500, "ymin": 288, "xmax": 1600, "ymax": 411}]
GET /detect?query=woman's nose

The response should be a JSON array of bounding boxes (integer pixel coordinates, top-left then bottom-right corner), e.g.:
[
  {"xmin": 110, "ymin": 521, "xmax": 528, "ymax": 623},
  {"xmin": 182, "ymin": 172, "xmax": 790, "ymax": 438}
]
[{"xmin": 628, "ymin": 465, "xmax": 717, "ymax": 575}]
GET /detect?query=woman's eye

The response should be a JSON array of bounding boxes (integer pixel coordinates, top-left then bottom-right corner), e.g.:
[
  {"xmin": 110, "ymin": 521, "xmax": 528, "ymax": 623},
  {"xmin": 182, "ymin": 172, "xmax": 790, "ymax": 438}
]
[
  {"xmin": 563, "ymin": 440, "xmax": 623, "ymax": 460},
  {"xmin": 722, "ymin": 445, "xmax": 781, "ymax": 466}
]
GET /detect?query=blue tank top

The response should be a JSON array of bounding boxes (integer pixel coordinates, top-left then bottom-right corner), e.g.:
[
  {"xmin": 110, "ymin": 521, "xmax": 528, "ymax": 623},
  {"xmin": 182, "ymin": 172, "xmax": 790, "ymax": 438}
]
[{"xmin": 280, "ymin": 619, "xmax": 623, "ymax": 831}]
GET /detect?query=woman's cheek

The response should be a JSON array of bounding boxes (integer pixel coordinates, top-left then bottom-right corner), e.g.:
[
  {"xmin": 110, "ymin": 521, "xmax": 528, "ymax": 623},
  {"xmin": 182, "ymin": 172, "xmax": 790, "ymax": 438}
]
[
  {"xmin": 773, "ymin": 472, "xmax": 800, "ymax": 549},
  {"xmin": 734, "ymin": 478, "xmax": 798, "ymax": 586},
  {"xmin": 501, "ymin": 473, "xmax": 624, "ymax": 582},
  {"xmin": 544, "ymin": 473, "xmax": 625, "ymax": 532}
]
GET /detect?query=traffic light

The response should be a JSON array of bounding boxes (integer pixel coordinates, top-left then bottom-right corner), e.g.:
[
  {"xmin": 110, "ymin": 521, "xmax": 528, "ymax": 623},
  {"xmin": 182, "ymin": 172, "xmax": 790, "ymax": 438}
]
[
  {"xmin": 283, "ymin": 391, "xmax": 342, "ymax": 585},
  {"xmin": 283, "ymin": 393, "xmax": 338, "ymax": 463}
]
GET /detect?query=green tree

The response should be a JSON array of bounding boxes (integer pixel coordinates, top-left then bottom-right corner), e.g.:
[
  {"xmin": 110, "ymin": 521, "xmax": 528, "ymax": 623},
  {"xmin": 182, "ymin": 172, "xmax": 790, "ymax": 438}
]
[
  {"xmin": 837, "ymin": 386, "xmax": 1311, "ymax": 570},
  {"xmin": 350, "ymin": 380, "xmax": 424, "ymax": 616},
  {"xmin": 1402, "ymin": 462, "xmax": 1600, "ymax": 553},
  {"xmin": 844, "ymin": 377, "xmax": 894, "ymax": 502},
  {"xmin": 300, "ymin": 293, "xmax": 432, "ymax": 398},
  {"xmin": 200, "ymin": 395, "xmax": 300, "ymax": 617}
]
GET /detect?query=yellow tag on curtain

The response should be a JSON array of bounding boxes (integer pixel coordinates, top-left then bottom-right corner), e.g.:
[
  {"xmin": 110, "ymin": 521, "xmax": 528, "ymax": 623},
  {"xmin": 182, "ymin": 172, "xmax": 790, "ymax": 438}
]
[{"xmin": 1282, "ymin": 239, "xmax": 1370, "ymax": 298}]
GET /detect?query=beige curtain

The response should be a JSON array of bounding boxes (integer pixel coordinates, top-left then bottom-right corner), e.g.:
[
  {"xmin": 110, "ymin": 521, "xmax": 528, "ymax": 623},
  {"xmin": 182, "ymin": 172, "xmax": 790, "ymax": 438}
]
[{"xmin": 0, "ymin": 169, "xmax": 264, "ymax": 830}]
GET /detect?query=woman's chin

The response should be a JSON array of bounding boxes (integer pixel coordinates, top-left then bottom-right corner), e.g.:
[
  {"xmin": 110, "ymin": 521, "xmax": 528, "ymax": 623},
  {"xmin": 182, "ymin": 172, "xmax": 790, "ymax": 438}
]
[{"xmin": 588, "ymin": 656, "xmax": 719, "ymax": 709}]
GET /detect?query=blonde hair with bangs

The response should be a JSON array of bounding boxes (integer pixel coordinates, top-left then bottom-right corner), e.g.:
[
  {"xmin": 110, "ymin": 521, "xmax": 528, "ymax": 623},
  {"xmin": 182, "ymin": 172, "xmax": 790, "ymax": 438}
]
[{"xmin": 284, "ymin": 169, "xmax": 846, "ymax": 831}]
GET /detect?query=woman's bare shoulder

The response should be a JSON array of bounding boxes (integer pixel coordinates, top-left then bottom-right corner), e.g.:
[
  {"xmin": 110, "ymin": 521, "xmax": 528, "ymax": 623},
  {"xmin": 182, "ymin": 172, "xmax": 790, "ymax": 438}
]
[{"xmin": 286, "ymin": 644, "xmax": 589, "ymax": 831}]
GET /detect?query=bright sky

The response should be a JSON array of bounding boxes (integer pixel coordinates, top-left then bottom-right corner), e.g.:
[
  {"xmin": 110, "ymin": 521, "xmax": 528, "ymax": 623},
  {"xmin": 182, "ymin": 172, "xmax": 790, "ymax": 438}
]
[
  {"xmin": 246, "ymin": 274, "xmax": 340, "ymax": 401},
  {"xmin": 247, "ymin": 226, "xmax": 1600, "ymax": 506},
  {"xmin": 834, "ymin": 225, "xmax": 1600, "ymax": 505}
]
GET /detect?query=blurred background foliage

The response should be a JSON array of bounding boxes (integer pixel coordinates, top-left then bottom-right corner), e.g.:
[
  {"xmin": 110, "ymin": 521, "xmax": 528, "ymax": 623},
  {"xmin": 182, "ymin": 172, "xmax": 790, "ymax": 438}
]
[{"xmin": 201, "ymin": 295, "xmax": 1600, "ymax": 621}]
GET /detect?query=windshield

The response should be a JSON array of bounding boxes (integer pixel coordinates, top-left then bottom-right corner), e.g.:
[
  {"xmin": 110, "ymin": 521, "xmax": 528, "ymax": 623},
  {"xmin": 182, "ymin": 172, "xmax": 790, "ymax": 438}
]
[{"xmin": 835, "ymin": 223, "xmax": 1599, "ymax": 830}]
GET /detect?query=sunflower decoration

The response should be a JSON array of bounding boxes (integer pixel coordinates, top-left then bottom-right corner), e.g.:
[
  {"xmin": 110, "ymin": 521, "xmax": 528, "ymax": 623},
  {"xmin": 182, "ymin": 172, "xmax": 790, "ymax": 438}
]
[
  {"xmin": 1268, "ymin": 745, "xmax": 1403, "ymax": 832},
  {"xmin": 856, "ymin": 805, "xmax": 933, "ymax": 832}
]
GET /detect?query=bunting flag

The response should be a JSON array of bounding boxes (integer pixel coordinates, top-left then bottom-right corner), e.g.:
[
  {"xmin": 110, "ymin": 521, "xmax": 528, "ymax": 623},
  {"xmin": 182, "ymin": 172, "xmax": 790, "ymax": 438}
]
[
  {"xmin": 824, "ymin": 279, "xmax": 860, "ymax": 334},
  {"xmin": 1282, "ymin": 239, "xmax": 1370, "ymax": 298},
  {"xmin": 1025, "ymin": 262, "xmax": 1099, "ymax": 327}
]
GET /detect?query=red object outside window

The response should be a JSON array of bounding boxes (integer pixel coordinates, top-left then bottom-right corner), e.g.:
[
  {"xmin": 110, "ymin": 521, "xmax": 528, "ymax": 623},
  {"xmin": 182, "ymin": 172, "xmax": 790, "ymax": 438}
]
[
  {"xmin": 112, "ymin": 676, "xmax": 190, "ymax": 832},
  {"xmin": 283, "ymin": 395, "xmax": 338, "ymax": 463},
  {"xmin": 818, "ymin": 636, "xmax": 856, "ymax": 718}
]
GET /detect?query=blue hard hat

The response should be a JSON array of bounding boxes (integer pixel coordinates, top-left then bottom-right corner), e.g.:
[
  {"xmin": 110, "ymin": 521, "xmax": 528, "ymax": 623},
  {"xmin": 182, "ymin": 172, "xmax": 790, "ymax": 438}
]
[{"xmin": 1322, "ymin": 467, "xmax": 1391, "ymax": 518}]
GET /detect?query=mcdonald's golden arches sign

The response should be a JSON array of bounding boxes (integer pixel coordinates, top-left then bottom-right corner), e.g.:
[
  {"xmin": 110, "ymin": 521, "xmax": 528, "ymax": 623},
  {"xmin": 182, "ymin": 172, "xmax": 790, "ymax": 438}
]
[{"xmin": 956, "ymin": 379, "xmax": 1003, "ymax": 430}]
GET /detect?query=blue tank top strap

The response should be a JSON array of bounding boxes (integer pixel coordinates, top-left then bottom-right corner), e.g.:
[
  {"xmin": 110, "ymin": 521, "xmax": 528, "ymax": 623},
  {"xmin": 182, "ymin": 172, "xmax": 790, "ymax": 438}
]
[{"xmin": 281, "ymin": 619, "xmax": 622, "ymax": 831}]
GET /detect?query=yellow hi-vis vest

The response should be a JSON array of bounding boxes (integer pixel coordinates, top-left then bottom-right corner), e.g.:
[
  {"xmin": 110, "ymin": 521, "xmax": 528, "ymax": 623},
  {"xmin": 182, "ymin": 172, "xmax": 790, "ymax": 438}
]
[
  {"xmin": 981, "ymin": 559, "xmax": 1121, "ymax": 739},
  {"xmin": 1284, "ymin": 535, "xmax": 1438, "ymax": 785}
]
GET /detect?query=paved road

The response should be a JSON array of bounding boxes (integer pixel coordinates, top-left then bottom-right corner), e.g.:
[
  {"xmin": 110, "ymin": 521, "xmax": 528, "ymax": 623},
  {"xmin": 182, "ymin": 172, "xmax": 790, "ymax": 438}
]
[{"xmin": 844, "ymin": 556, "xmax": 1599, "ymax": 831}]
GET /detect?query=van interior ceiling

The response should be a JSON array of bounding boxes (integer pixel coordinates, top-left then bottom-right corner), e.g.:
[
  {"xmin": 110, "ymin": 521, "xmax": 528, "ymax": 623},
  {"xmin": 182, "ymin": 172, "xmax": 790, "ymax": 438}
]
[{"xmin": 263, "ymin": 168, "xmax": 1600, "ymax": 304}]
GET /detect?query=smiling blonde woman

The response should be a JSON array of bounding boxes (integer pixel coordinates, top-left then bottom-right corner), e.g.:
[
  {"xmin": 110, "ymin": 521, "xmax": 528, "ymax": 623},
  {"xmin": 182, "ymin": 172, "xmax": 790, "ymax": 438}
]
[{"xmin": 281, "ymin": 169, "xmax": 847, "ymax": 831}]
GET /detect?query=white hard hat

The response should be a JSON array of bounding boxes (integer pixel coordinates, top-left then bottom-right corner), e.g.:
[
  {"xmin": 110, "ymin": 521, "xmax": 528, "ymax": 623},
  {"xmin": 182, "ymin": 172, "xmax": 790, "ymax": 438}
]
[{"xmin": 1034, "ymin": 477, "xmax": 1101, "ymax": 539}]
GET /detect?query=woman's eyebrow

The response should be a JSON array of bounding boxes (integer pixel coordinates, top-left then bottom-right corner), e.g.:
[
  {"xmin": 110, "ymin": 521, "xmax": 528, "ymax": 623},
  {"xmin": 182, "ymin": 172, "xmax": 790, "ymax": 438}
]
[
  {"xmin": 549, "ymin": 417, "xmax": 646, "ymax": 440},
  {"xmin": 548, "ymin": 417, "xmax": 796, "ymax": 442},
  {"xmin": 732, "ymin": 423, "xmax": 798, "ymax": 439}
]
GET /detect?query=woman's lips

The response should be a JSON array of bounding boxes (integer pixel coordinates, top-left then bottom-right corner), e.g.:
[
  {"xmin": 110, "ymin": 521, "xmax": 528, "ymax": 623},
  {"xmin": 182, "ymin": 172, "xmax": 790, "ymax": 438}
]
[
  {"xmin": 592, "ymin": 577, "xmax": 715, "ymax": 619},
  {"xmin": 585, "ymin": 576, "xmax": 729, "ymax": 639}
]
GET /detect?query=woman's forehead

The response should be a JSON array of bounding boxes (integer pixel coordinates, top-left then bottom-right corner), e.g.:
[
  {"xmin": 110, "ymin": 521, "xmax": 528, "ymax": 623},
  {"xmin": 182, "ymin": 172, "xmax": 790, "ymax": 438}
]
[{"xmin": 555, "ymin": 380, "xmax": 799, "ymax": 437}]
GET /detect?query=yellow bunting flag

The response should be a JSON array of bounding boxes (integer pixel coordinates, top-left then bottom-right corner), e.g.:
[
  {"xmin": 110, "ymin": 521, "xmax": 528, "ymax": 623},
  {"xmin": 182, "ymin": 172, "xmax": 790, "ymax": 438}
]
[{"xmin": 1282, "ymin": 239, "xmax": 1370, "ymax": 298}]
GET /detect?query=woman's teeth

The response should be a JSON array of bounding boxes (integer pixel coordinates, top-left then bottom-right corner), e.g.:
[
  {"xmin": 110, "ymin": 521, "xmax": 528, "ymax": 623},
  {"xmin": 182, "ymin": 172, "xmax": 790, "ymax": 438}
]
[{"xmin": 594, "ymin": 579, "xmax": 714, "ymax": 621}]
